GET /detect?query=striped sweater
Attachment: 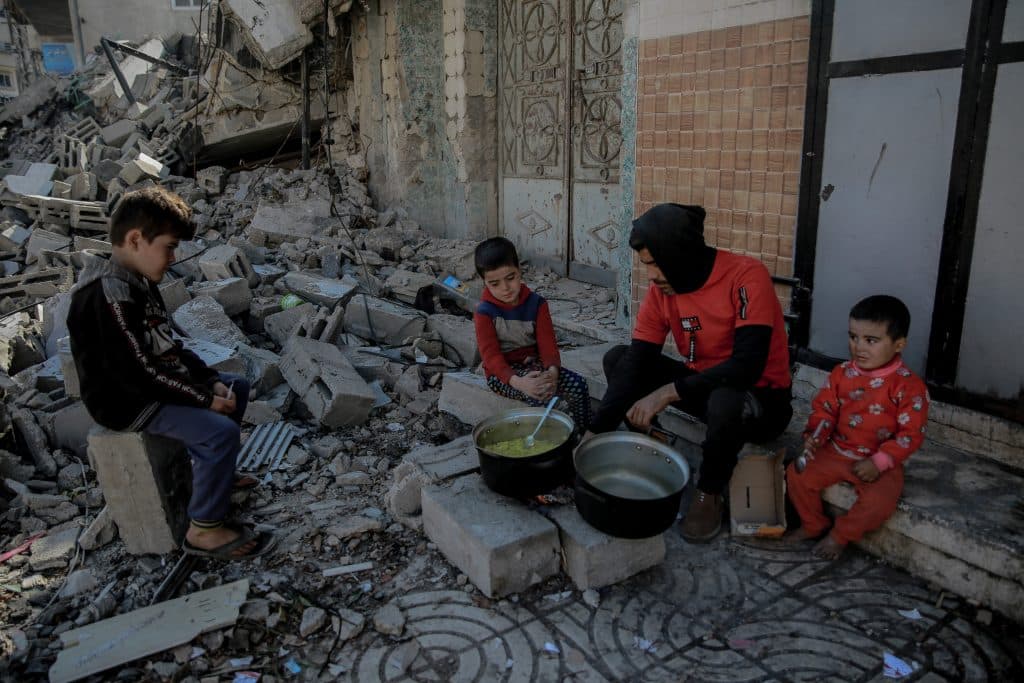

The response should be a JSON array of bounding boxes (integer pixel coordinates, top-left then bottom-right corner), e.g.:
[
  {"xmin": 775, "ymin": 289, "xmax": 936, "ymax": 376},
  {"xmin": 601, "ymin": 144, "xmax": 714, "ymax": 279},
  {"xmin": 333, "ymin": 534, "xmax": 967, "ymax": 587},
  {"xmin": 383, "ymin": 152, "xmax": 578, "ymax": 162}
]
[{"xmin": 473, "ymin": 284, "xmax": 560, "ymax": 383}]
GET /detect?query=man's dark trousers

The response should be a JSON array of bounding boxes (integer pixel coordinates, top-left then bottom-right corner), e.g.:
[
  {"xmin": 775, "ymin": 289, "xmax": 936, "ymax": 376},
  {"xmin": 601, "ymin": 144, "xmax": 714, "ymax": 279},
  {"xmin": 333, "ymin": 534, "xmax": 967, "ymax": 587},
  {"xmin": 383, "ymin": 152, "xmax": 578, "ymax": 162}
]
[{"xmin": 597, "ymin": 345, "xmax": 793, "ymax": 494}]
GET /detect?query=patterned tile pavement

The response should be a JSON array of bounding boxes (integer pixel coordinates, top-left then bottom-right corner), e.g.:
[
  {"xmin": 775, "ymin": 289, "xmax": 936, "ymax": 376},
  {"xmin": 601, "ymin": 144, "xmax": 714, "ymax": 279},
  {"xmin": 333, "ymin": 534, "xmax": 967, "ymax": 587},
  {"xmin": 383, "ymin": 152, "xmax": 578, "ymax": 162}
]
[{"xmin": 334, "ymin": 532, "xmax": 1024, "ymax": 682}]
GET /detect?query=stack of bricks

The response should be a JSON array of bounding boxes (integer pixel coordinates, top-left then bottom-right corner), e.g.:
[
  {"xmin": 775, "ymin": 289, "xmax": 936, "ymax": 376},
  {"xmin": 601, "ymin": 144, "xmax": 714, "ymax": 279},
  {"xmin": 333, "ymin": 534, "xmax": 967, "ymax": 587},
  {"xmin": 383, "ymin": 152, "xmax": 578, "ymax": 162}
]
[{"xmin": 631, "ymin": 15, "xmax": 811, "ymax": 316}]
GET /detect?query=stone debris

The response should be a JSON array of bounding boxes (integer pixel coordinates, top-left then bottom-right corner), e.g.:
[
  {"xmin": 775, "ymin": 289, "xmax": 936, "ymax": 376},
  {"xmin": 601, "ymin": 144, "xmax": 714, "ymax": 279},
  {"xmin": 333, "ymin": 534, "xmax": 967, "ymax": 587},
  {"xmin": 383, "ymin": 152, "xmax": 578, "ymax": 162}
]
[{"xmin": 0, "ymin": 12, "xmax": 622, "ymax": 682}]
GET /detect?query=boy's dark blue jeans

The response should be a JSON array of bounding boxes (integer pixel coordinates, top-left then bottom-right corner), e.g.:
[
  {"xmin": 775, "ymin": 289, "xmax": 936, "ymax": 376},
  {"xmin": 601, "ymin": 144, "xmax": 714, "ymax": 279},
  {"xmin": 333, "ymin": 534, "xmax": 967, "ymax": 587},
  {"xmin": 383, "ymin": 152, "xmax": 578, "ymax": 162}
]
[{"xmin": 144, "ymin": 373, "xmax": 250, "ymax": 527}]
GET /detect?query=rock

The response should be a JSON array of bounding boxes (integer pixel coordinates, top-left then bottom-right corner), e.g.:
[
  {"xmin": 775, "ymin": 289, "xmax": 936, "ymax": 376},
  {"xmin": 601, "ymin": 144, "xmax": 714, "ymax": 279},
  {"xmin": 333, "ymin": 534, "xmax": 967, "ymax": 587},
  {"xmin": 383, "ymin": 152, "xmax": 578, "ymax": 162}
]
[
  {"xmin": 325, "ymin": 516, "xmax": 382, "ymax": 539},
  {"xmin": 582, "ymin": 589, "xmax": 600, "ymax": 608},
  {"xmin": 372, "ymin": 604, "xmax": 405, "ymax": 636},
  {"xmin": 57, "ymin": 463, "xmax": 86, "ymax": 491},
  {"xmin": 78, "ymin": 506, "xmax": 117, "ymax": 550},
  {"xmin": 58, "ymin": 570, "xmax": 98, "ymax": 598},
  {"xmin": 336, "ymin": 608, "xmax": 365, "ymax": 642},
  {"xmin": 299, "ymin": 606, "xmax": 327, "ymax": 637}
]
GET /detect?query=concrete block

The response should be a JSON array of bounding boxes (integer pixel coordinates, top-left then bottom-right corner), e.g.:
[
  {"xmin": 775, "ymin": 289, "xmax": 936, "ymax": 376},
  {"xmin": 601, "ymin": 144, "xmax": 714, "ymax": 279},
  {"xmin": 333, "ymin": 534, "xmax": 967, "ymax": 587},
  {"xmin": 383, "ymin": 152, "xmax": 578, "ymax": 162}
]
[
  {"xmin": 57, "ymin": 336, "xmax": 79, "ymax": 398},
  {"xmin": 92, "ymin": 159, "xmax": 125, "ymax": 185},
  {"xmin": 197, "ymin": 165, "xmax": 227, "ymax": 195},
  {"xmin": 548, "ymin": 506, "xmax": 666, "ymax": 590},
  {"xmin": 282, "ymin": 272, "xmax": 358, "ymax": 308},
  {"xmin": 422, "ymin": 476, "xmax": 560, "ymax": 597},
  {"xmin": 67, "ymin": 172, "xmax": 98, "ymax": 201},
  {"xmin": 425, "ymin": 314, "xmax": 480, "ymax": 367},
  {"xmin": 100, "ymin": 119, "xmax": 138, "ymax": 147},
  {"xmin": 51, "ymin": 180, "xmax": 71, "ymax": 199},
  {"xmin": 234, "ymin": 343, "xmax": 285, "ymax": 395},
  {"xmin": 197, "ymin": 244, "xmax": 258, "ymax": 287},
  {"xmin": 252, "ymin": 263, "xmax": 286, "ymax": 284},
  {"xmin": 247, "ymin": 297, "xmax": 281, "ymax": 333},
  {"xmin": 249, "ymin": 199, "xmax": 332, "ymax": 245},
  {"xmin": 295, "ymin": 305, "xmax": 344, "ymax": 344},
  {"xmin": 343, "ymin": 294, "xmax": 427, "ymax": 345},
  {"xmin": 29, "ymin": 526, "xmax": 81, "ymax": 571},
  {"xmin": 386, "ymin": 435, "xmax": 478, "ymax": 523},
  {"xmin": 51, "ymin": 401, "xmax": 96, "ymax": 459},
  {"xmin": 264, "ymin": 302, "xmax": 315, "ymax": 347},
  {"xmin": 190, "ymin": 277, "xmax": 252, "ymax": 316},
  {"xmin": 158, "ymin": 278, "xmax": 191, "ymax": 315},
  {"xmin": 172, "ymin": 295, "xmax": 249, "ymax": 348},
  {"xmin": 279, "ymin": 337, "xmax": 375, "ymax": 428},
  {"xmin": 119, "ymin": 153, "xmax": 167, "ymax": 185},
  {"xmin": 0, "ymin": 223, "xmax": 30, "ymax": 248},
  {"xmin": 87, "ymin": 427, "xmax": 191, "ymax": 555},
  {"xmin": 383, "ymin": 269, "xmax": 435, "ymax": 305},
  {"xmin": 438, "ymin": 371, "xmax": 520, "ymax": 426},
  {"xmin": 338, "ymin": 344, "xmax": 391, "ymax": 385}
]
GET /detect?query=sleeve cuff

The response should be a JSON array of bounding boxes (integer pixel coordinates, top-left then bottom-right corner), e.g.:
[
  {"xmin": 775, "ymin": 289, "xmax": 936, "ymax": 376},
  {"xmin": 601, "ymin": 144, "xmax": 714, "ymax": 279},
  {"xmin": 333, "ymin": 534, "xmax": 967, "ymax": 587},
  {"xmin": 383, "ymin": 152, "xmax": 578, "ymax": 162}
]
[{"xmin": 870, "ymin": 451, "xmax": 895, "ymax": 472}]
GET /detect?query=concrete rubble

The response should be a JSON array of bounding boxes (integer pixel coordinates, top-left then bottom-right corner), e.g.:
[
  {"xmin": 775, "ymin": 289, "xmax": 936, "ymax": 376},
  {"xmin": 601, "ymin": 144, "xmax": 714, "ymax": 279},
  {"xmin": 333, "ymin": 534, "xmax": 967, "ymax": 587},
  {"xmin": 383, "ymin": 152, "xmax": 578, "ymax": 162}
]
[
  {"xmin": 0, "ymin": 6, "xmax": 1020, "ymax": 683},
  {"xmin": 0, "ymin": 18, "xmax": 624, "ymax": 680}
]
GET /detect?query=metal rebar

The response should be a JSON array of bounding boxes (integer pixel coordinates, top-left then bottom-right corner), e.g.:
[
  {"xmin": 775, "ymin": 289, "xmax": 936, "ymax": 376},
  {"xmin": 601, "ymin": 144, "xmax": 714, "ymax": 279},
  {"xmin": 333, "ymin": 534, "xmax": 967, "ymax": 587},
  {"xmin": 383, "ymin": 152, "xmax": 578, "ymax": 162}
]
[{"xmin": 100, "ymin": 38, "xmax": 136, "ymax": 106}]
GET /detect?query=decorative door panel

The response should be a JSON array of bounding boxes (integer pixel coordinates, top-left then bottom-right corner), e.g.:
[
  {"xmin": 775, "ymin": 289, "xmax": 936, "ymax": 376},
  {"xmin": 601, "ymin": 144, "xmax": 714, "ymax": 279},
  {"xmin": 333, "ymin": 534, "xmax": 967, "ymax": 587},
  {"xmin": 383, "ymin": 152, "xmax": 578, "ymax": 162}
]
[
  {"xmin": 499, "ymin": 0, "xmax": 622, "ymax": 281},
  {"xmin": 569, "ymin": 0, "xmax": 623, "ymax": 285}
]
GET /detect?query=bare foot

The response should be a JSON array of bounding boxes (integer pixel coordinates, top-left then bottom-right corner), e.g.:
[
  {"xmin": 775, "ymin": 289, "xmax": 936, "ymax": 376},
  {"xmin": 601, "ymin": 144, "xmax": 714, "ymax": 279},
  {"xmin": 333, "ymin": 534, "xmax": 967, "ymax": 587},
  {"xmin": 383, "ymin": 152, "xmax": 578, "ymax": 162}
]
[
  {"xmin": 812, "ymin": 534, "xmax": 847, "ymax": 560},
  {"xmin": 782, "ymin": 527, "xmax": 824, "ymax": 545},
  {"xmin": 185, "ymin": 525, "xmax": 258, "ymax": 557}
]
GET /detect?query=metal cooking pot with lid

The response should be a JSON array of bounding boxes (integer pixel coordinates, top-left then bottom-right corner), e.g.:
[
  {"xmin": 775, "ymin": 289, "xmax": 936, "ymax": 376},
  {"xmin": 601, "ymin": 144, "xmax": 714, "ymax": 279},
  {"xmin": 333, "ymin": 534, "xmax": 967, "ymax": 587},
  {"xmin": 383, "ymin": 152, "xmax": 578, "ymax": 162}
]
[
  {"xmin": 573, "ymin": 432, "xmax": 691, "ymax": 538},
  {"xmin": 473, "ymin": 407, "xmax": 576, "ymax": 498}
]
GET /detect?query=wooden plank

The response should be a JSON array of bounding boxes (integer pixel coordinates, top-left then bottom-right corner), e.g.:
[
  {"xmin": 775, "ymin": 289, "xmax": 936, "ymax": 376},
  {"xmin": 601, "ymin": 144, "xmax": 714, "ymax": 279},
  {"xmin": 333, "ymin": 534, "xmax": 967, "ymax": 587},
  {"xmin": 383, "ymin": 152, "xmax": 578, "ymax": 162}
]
[{"xmin": 49, "ymin": 579, "xmax": 249, "ymax": 683}]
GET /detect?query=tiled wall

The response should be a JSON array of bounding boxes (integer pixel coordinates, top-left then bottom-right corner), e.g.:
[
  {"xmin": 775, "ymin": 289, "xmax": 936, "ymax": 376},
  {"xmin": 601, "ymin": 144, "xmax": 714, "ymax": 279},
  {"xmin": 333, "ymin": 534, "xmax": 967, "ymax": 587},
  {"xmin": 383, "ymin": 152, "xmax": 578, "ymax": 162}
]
[{"xmin": 630, "ymin": 15, "xmax": 810, "ymax": 314}]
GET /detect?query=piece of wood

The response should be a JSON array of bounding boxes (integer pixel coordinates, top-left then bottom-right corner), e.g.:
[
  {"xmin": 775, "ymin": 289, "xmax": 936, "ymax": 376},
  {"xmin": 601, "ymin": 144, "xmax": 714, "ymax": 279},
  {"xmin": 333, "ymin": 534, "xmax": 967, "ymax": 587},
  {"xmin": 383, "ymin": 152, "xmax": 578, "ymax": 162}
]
[{"xmin": 49, "ymin": 579, "xmax": 249, "ymax": 683}]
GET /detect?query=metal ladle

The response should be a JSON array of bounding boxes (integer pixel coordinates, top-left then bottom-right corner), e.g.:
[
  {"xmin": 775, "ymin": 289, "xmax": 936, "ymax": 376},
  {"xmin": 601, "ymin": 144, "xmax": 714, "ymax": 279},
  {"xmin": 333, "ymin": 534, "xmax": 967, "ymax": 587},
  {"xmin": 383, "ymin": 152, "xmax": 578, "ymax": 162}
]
[{"xmin": 524, "ymin": 395, "xmax": 560, "ymax": 448}]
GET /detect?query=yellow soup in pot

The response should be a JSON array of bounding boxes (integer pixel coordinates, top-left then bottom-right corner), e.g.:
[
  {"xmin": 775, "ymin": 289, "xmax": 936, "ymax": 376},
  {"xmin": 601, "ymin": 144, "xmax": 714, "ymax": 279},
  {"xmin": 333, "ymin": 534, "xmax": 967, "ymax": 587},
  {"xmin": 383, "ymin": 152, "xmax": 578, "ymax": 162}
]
[{"xmin": 486, "ymin": 439, "xmax": 561, "ymax": 458}]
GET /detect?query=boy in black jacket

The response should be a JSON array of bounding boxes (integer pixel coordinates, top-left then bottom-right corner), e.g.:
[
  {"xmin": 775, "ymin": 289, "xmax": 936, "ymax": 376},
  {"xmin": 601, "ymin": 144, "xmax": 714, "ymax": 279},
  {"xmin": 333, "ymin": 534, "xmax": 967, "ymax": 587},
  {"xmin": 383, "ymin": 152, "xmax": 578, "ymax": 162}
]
[{"xmin": 68, "ymin": 187, "xmax": 273, "ymax": 560}]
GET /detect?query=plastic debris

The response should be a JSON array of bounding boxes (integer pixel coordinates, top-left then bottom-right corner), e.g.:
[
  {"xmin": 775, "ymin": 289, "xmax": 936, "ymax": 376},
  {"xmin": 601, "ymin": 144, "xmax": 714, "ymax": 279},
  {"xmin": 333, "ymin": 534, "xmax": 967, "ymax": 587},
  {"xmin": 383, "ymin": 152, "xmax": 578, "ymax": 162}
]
[
  {"xmin": 230, "ymin": 656, "xmax": 254, "ymax": 667},
  {"xmin": 883, "ymin": 652, "xmax": 916, "ymax": 678},
  {"xmin": 543, "ymin": 642, "xmax": 560, "ymax": 654},
  {"xmin": 897, "ymin": 608, "xmax": 922, "ymax": 620},
  {"xmin": 233, "ymin": 673, "xmax": 260, "ymax": 683},
  {"xmin": 283, "ymin": 658, "xmax": 302, "ymax": 674}
]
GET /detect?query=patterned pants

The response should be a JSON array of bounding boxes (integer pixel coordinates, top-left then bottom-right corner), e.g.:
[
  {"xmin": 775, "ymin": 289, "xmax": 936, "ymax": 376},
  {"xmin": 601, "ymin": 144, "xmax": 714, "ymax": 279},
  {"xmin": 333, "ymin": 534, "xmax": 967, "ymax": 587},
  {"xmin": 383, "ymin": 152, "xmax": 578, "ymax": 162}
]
[{"xmin": 487, "ymin": 361, "xmax": 591, "ymax": 432}]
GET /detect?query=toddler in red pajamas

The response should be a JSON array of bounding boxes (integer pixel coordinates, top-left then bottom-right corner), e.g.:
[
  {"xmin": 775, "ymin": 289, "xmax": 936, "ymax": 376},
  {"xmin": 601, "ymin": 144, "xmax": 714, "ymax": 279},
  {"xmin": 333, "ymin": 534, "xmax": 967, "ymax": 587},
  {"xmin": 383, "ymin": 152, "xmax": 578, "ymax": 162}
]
[{"xmin": 787, "ymin": 295, "xmax": 928, "ymax": 560}]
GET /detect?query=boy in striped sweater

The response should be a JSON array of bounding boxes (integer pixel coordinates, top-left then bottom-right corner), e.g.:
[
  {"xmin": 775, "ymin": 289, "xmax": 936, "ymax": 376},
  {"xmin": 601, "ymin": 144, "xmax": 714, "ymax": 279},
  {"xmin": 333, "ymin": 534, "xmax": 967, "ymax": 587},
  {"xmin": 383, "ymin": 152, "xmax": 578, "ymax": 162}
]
[{"xmin": 472, "ymin": 238, "xmax": 591, "ymax": 431}]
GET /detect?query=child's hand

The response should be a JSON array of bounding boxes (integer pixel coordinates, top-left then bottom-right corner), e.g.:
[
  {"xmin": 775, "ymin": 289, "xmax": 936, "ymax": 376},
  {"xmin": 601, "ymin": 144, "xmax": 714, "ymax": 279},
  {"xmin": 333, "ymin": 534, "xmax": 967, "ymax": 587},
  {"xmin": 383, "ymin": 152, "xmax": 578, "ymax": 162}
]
[
  {"xmin": 801, "ymin": 435, "xmax": 819, "ymax": 460},
  {"xmin": 211, "ymin": 394, "xmax": 237, "ymax": 415},
  {"xmin": 212, "ymin": 381, "xmax": 231, "ymax": 398},
  {"xmin": 852, "ymin": 459, "xmax": 880, "ymax": 482},
  {"xmin": 511, "ymin": 371, "xmax": 553, "ymax": 400}
]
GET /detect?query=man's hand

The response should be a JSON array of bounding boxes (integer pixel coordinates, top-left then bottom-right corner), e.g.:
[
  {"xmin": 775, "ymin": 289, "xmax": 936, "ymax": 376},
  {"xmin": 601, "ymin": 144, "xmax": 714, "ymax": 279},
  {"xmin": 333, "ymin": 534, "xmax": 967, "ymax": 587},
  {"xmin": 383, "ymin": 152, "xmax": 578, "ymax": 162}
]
[
  {"xmin": 211, "ymin": 394, "xmax": 237, "ymax": 415},
  {"xmin": 511, "ymin": 371, "xmax": 554, "ymax": 401},
  {"xmin": 852, "ymin": 459, "xmax": 880, "ymax": 482},
  {"xmin": 626, "ymin": 383, "xmax": 679, "ymax": 430}
]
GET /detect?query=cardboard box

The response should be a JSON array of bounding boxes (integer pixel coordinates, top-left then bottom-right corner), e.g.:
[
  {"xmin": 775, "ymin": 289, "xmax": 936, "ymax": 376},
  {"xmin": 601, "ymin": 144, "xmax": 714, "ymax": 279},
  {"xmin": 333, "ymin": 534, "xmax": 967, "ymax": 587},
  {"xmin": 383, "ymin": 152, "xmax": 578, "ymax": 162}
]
[{"xmin": 729, "ymin": 445, "xmax": 787, "ymax": 537}]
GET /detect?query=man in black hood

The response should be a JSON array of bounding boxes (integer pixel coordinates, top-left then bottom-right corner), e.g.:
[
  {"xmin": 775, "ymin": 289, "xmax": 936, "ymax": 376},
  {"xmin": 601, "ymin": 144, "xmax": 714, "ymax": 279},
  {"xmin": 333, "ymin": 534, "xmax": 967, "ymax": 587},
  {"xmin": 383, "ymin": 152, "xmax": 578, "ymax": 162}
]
[{"xmin": 586, "ymin": 203, "xmax": 793, "ymax": 542}]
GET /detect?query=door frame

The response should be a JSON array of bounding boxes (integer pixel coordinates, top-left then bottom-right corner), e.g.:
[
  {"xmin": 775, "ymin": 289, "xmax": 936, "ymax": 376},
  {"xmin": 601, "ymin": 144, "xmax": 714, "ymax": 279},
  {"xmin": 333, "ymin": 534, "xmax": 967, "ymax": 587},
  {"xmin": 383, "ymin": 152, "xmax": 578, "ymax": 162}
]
[{"xmin": 793, "ymin": 0, "xmax": 1024, "ymax": 422}]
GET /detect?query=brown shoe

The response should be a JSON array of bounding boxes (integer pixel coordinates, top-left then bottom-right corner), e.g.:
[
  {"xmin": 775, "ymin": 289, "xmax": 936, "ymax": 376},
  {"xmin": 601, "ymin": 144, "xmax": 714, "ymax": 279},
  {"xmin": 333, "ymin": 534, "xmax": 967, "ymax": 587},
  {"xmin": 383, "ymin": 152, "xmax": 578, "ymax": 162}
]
[{"xmin": 680, "ymin": 490, "xmax": 723, "ymax": 543}]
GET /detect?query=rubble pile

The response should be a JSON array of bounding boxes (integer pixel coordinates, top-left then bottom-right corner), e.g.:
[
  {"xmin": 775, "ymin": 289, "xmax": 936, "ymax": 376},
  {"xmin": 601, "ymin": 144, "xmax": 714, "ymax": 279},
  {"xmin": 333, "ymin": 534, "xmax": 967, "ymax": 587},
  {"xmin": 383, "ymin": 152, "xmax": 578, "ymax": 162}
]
[{"xmin": 0, "ymin": 35, "xmax": 621, "ymax": 682}]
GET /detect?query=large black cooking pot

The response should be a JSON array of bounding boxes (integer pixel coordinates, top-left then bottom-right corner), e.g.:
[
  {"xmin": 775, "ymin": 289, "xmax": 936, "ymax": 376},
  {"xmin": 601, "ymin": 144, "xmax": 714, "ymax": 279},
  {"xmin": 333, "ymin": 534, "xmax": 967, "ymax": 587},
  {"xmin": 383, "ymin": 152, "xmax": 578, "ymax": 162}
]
[
  {"xmin": 473, "ymin": 407, "xmax": 576, "ymax": 498},
  {"xmin": 574, "ymin": 432, "xmax": 691, "ymax": 539}
]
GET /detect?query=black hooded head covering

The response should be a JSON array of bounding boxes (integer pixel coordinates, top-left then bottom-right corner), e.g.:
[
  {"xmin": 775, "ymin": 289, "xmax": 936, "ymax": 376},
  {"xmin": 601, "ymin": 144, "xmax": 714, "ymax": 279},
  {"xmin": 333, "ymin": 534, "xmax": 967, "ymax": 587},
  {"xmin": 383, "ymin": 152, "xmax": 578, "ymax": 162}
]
[{"xmin": 629, "ymin": 203, "xmax": 717, "ymax": 294}]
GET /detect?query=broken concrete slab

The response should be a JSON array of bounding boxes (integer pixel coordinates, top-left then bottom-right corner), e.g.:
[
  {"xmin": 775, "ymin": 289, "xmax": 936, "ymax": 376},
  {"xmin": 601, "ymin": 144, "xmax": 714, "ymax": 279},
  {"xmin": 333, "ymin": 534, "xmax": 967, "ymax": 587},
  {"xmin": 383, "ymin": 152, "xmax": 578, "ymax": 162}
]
[
  {"xmin": 172, "ymin": 296, "xmax": 249, "ymax": 348},
  {"xmin": 119, "ymin": 153, "xmax": 168, "ymax": 184},
  {"xmin": 279, "ymin": 337, "xmax": 375, "ymax": 428},
  {"xmin": 25, "ymin": 228, "xmax": 72, "ymax": 266},
  {"xmin": 264, "ymin": 302, "xmax": 315, "ymax": 347},
  {"xmin": 425, "ymin": 314, "xmax": 480, "ymax": 367},
  {"xmin": 50, "ymin": 579, "xmax": 249, "ymax": 683},
  {"xmin": 343, "ymin": 294, "xmax": 427, "ymax": 345},
  {"xmin": 87, "ymin": 428, "xmax": 191, "ymax": 555},
  {"xmin": 190, "ymin": 277, "xmax": 252, "ymax": 316},
  {"xmin": 223, "ymin": 0, "xmax": 314, "ymax": 69},
  {"xmin": 78, "ymin": 506, "xmax": 117, "ymax": 551},
  {"xmin": 11, "ymin": 408, "xmax": 57, "ymax": 477},
  {"xmin": 422, "ymin": 475, "xmax": 560, "ymax": 598},
  {"xmin": 437, "ymin": 371, "xmax": 521, "ymax": 426},
  {"xmin": 99, "ymin": 119, "xmax": 139, "ymax": 147},
  {"xmin": 28, "ymin": 525, "xmax": 81, "ymax": 572},
  {"xmin": 547, "ymin": 506, "xmax": 666, "ymax": 590},
  {"xmin": 384, "ymin": 269, "xmax": 435, "ymax": 305},
  {"xmin": 386, "ymin": 436, "xmax": 479, "ymax": 525},
  {"xmin": 249, "ymin": 199, "xmax": 332, "ymax": 245},
  {"xmin": 282, "ymin": 272, "xmax": 358, "ymax": 308},
  {"xmin": 158, "ymin": 278, "xmax": 191, "ymax": 315}
]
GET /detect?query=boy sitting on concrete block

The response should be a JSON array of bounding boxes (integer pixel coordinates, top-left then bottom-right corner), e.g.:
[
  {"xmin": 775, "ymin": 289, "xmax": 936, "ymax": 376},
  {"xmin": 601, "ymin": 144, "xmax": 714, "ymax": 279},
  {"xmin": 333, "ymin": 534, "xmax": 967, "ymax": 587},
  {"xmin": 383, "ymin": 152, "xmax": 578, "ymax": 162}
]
[{"xmin": 68, "ymin": 187, "xmax": 274, "ymax": 560}]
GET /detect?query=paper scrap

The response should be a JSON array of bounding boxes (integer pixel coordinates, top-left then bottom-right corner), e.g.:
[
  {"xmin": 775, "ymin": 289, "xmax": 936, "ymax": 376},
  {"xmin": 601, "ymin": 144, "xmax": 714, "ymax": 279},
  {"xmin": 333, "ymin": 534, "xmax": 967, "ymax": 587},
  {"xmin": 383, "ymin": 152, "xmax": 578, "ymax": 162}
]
[
  {"xmin": 230, "ymin": 656, "xmax": 254, "ymax": 667},
  {"xmin": 897, "ymin": 608, "xmax": 922, "ymax": 620},
  {"xmin": 633, "ymin": 636, "xmax": 658, "ymax": 653},
  {"xmin": 543, "ymin": 642, "xmax": 560, "ymax": 654},
  {"xmin": 883, "ymin": 652, "xmax": 915, "ymax": 678}
]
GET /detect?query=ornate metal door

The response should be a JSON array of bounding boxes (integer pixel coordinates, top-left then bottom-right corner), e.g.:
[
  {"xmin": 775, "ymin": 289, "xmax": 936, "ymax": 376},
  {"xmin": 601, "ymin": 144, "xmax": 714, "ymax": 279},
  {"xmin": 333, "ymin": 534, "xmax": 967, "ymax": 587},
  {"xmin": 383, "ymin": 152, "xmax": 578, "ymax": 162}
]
[{"xmin": 500, "ymin": 0, "xmax": 622, "ymax": 284}]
